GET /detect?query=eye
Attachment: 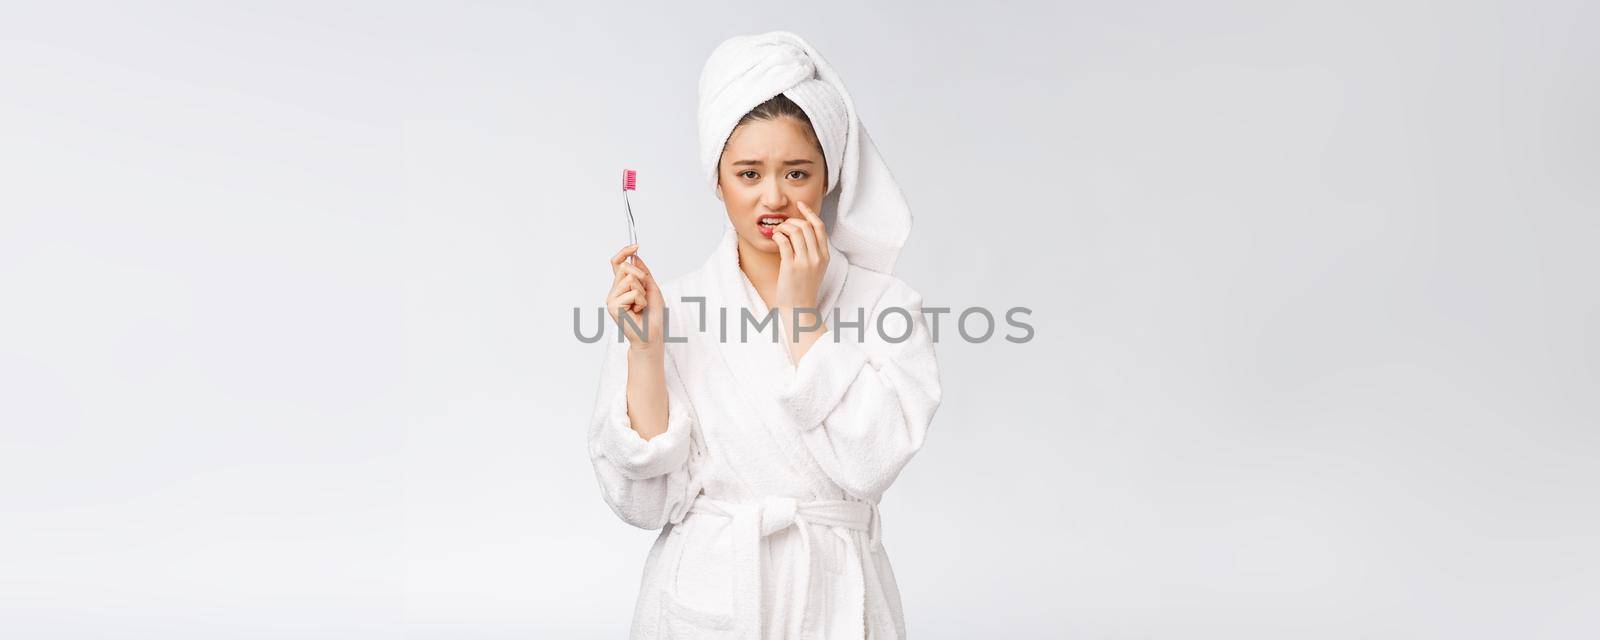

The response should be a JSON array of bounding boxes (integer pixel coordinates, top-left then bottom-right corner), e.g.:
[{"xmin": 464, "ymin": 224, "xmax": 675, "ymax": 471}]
[
  {"xmin": 739, "ymin": 170, "xmax": 759, "ymax": 180},
  {"xmin": 786, "ymin": 170, "xmax": 809, "ymax": 180}
]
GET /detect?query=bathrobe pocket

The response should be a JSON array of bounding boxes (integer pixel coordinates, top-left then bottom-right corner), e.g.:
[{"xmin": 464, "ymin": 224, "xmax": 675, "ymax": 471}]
[
  {"xmin": 660, "ymin": 594, "xmax": 734, "ymax": 639},
  {"xmin": 659, "ymin": 517, "xmax": 736, "ymax": 638}
]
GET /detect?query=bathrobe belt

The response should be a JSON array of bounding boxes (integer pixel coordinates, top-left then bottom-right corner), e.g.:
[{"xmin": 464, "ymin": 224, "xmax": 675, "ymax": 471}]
[{"xmin": 687, "ymin": 496, "xmax": 883, "ymax": 638}]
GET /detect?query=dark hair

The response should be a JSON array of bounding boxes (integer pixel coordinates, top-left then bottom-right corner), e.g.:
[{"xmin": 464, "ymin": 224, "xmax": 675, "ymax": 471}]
[{"xmin": 720, "ymin": 94, "xmax": 827, "ymax": 180}]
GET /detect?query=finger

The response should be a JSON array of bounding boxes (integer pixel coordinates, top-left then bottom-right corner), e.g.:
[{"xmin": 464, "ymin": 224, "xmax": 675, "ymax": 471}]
[
  {"xmin": 637, "ymin": 267, "xmax": 659, "ymax": 298},
  {"xmin": 791, "ymin": 218, "xmax": 819, "ymax": 263},
  {"xmin": 612, "ymin": 290, "xmax": 638, "ymax": 315},
  {"xmin": 630, "ymin": 254, "xmax": 653, "ymax": 277},
  {"xmin": 610, "ymin": 244, "xmax": 640, "ymax": 275},
  {"xmin": 619, "ymin": 263, "xmax": 658, "ymax": 298},
  {"xmin": 629, "ymin": 278, "xmax": 647, "ymax": 311},
  {"xmin": 610, "ymin": 275, "xmax": 640, "ymax": 304},
  {"xmin": 773, "ymin": 226, "xmax": 795, "ymax": 264},
  {"xmin": 618, "ymin": 263, "xmax": 648, "ymax": 283},
  {"xmin": 781, "ymin": 221, "xmax": 811, "ymax": 264},
  {"xmin": 780, "ymin": 223, "xmax": 807, "ymax": 264},
  {"xmin": 607, "ymin": 274, "xmax": 627, "ymax": 301},
  {"xmin": 797, "ymin": 201, "xmax": 828, "ymax": 247}
]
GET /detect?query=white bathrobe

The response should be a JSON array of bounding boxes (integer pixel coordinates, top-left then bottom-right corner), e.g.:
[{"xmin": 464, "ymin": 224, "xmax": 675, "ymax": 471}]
[{"xmin": 587, "ymin": 227, "xmax": 942, "ymax": 639}]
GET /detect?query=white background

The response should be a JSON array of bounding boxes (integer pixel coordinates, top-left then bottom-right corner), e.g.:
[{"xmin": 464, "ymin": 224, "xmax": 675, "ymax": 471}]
[{"xmin": 3, "ymin": 1, "xmax": 1596, "ymax": 638}]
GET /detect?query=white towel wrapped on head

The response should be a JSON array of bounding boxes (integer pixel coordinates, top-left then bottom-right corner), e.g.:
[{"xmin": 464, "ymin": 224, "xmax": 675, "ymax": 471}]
[{"xmin": 697, "ymin": 30, "xmax": 913, "ymax": 275}]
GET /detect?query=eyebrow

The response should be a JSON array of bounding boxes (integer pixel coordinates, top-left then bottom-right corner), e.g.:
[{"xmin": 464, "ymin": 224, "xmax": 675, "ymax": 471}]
[{"xmin": 730, "ymin": 159, "xmax": 817, "ymax": 167}]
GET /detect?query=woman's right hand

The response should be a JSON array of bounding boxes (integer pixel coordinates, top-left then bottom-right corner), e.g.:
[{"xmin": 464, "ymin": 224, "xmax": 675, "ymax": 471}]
[{"xmin": 607, "ymin": 244, "xmax": 666, "ymax": 350}]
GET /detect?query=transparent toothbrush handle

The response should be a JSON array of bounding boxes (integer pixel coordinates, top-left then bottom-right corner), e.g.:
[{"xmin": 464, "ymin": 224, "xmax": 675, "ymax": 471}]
[{"xmin": 623, "ymin": 190, "xmax": 637, "ymax": 265}]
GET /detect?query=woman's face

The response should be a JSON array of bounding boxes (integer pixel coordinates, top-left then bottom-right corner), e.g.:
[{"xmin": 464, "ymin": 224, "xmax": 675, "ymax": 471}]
[{"xmin": 717, "ymin": 116, "xmax": 827, "ymax": 255}]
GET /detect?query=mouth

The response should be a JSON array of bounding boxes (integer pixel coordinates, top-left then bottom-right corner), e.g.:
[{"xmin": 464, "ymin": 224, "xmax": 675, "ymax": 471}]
[{"xmin": 757, "ymin": 214, "xmax": 788, "ymax": 237}]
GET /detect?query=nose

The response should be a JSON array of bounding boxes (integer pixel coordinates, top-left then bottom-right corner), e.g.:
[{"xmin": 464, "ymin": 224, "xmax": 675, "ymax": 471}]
[{"xmin": 759, "ymin": 175, "xmax": 789, "ymax": 211}]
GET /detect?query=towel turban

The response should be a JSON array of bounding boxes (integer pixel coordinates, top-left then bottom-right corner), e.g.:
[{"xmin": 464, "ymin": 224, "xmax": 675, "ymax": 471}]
[{"xmin": 697, "ymin": 31, "xmax": 913, "ymax": 275}]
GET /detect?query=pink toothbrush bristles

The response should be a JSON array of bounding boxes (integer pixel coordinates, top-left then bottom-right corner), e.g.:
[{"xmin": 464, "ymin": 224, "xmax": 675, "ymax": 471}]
[{"xmin": 622, "ymin": 169, "xmax": 637, "ymax": 191}]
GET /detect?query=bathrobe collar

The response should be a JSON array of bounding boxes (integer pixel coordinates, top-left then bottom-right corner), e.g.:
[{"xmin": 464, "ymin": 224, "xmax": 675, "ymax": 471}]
[{"xmin": 700, "ymin": 227, "xmax": 849, "ymax": 491}]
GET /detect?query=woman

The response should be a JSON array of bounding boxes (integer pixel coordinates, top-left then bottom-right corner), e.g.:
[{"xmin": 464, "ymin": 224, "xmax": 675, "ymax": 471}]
[{"xmin": 588, "ymin": 31, "xmax": 942, "ymax": 639}]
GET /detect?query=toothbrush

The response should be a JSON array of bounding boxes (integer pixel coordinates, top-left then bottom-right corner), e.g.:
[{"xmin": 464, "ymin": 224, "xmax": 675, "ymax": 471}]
[{"xmin": 621, "ymin": 168, "xmax": 637, "ymax": 265}]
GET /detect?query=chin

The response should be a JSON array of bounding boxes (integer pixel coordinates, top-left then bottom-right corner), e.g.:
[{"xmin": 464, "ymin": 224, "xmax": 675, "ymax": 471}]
[
  {"xmin": 731, "ymin": 225, "xmax": 771, "ymax": 247},
  {"xmin": 744, "ymin": 233, "xmax": 780, "ymax": 251}
]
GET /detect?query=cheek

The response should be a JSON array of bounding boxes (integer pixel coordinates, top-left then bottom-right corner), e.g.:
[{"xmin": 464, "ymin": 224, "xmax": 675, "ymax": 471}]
[
  {"xmin": 796, "ymin": 181, "xmax": 826, "ymax": 205},
  {"xmin": 720, "ymin": 185, "xmax": 756, "ymax": 218},
  {"xmin": 724, "ymin": 184, "xmax": 761, "ymax": 207}
]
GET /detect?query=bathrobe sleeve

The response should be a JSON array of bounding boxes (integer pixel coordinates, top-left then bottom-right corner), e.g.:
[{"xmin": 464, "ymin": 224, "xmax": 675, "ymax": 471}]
[
  {"xmin": 587, "ymin": 338, "xmax": 700, "ymax": 530},
  {"xmin": 775, "ymin": 277, "xmax": 942, "ymax": 500}
]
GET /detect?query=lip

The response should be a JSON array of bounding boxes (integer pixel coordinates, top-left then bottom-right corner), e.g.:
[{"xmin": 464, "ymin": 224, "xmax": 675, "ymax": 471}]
[{"xmin": 756, "ymin": 214, "xmax": 788, "ymax": 238}]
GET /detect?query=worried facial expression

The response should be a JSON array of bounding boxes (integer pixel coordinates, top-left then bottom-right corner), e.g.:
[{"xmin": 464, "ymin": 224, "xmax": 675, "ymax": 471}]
[{"xmin": 716, "ymin": 116, "xmax": 827, "ymax": 253}]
